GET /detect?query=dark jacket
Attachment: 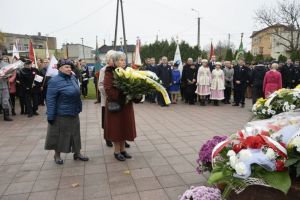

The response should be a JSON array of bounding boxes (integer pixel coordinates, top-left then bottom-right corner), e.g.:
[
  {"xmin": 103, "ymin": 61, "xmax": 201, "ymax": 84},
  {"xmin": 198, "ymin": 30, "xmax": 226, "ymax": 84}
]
[
  {"xmin": 251, "ymin": 64, "xmax": 267, "ymax": 88},
  {"xmin": 146, "ymin": 64, "xmax": 157, "ymax": 74},
  {"xmin": 19, "ymin": 67, "xmax": 41, "ymax": 93},
  {"xmin": 181, "ymin": 65, "xmax": 197, "ymax": 86},
  {"xmin": 157, "ymin": 64, "xmax": 172, "ymax": 88},
  {"xmin": 233, "ymin": 65, "xmax": 250, "ymax": 86},
  {"xmin": 46, "ymin": 72, "xmax": 82, "ymax": 121},
  {"xmin": 281, "ymin": 64, "xmax": 295, "ymax": 87}
]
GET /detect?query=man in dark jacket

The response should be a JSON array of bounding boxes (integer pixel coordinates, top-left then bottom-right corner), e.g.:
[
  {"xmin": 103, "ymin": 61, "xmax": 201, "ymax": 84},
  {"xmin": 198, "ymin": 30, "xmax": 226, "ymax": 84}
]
[
  {"xmin": 181, "ymin": 58, "xmax": 194, "ymax": 103},
  {"xmin": 233, "ymin": 59, "xmax": 250, "ymax": 107},
  {"xmin": 80, "ymin": 60, "xmax": 89, "ymax": 98},
  {"xmin": 146, "ymin": 58, "xmax": 157, "ymax": 103},
  {"xmin": 281, "ymin": 59, "xmax": 295, "ymax": 88},
  {"xmin": 251, "ymin": 62, "xmax": 267, "ymax": 104},
  {"xmin": 157, "ymin": 56, "xmax": 172, "ymax": 106},
  {"xmin": 209, "ymin": 55, "xmax": 216, "ymax": 72},
  {"xmin": 19, "ymin": 59, "xmax": 42, "ymax": 117},
  {"xmin": 293, "ymin": 60, "xmax": 300, "ymax": 88}
]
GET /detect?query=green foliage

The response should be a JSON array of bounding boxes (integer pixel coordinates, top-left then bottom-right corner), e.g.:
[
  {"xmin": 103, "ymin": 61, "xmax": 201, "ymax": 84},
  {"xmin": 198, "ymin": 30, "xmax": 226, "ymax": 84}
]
[
  {"xmin": 140, "ymin": 39, "xmax": 202, "ymax": 63},
  {"xmin": 225, "ymin": 48, "xmax": 234, "ymax": 61},
  {"xmin": 278, "ymin": 54, "xmax": 287, "ymax": 63},
  {"xmin": 253, "ymin": 166, "xmax": 291, "ymax": 194},
  {"xmin": 113, "ymin": 71, "xmax": 156, "ymax": 103},
  {"xmin": 255, "ymin": 54, "xmax": 264, "ymax": 63},
  {"xmin": 290, "ymin": 50, "xmax": 300, "ymax": 61},
  {"xmin": 285, "ymin": 147, "xmax": 300, "ymax": 177},
  {"xmin": 245, "ymin": 51, "xmax": 254, "ymax": 63}
]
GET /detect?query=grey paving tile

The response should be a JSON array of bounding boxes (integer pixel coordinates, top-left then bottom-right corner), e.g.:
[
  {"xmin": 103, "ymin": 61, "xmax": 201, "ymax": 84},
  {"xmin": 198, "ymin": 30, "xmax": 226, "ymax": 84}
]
[
  {"xmin": 157, "ymin": 174, "xmax": 186, "ymax": 188},
  {"xmin": 139, "ymin": 189, "xmax": 169, "ymax": 200},
  {"xmin": 134, "ymin": 177, "xmax": 162, "ymax": 191},
  {"xmin": 4, "ymin": 181, "xmax": 34, "ymax": 195},
  {"xmin": 112, "ymin": 192, "xmax": 140, "ymax": 200},
  {"xmin": 28, "ymin": 190, "xmax": 57, "ymax": 200}
]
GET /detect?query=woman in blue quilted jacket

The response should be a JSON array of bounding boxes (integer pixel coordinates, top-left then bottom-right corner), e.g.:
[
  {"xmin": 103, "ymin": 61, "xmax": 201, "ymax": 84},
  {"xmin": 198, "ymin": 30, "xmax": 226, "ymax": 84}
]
[{"xmin": 45, "ymin": 58, "xmax": 89, "ymax": 165}]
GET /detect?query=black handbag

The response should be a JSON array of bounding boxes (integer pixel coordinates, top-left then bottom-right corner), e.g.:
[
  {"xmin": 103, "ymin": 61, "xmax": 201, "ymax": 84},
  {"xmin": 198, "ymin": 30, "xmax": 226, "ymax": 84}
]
[{"xmin": 107, "ymin": 102, "xmax": 121, "ymax": 112}]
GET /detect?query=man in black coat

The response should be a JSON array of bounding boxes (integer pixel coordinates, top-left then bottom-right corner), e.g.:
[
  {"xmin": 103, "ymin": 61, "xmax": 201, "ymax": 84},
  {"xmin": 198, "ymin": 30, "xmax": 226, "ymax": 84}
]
[
  {"xmin": 157, "ymin": 56, "xmax": 172, "ymax": 106},
  {"xmin": 233, "ymin": 59, "xmax": 250, "ymax": 107},
  {"xmin": 19, "ymin": 59, "xmax": 42, "ymax": 117},
  {"xmin": 281, "ymin": 59, "xmax": 295, "ymax": 88},
  {"xmin": 146, "ymin": 57, "xmax": 157, "ymax": 103},
  {"xmin": 251, "ymin": 62, "xmax": 267, "ymax": 104},
  {"xmin": 293, "ymin": 60, "xmax": 300, "ymax": 88},
  {"xmin": 209, "ymin": 55, "xmax": 216, "ymax": 72}
]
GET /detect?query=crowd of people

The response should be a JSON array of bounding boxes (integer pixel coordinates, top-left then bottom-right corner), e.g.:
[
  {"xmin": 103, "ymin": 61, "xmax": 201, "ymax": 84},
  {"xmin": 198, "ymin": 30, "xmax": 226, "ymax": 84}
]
[
  {"xmin": 141, "ymin": 56, "xmax": 300, "ymax": 108},
  {"xmin": 1, "ymin": 51, "xmax": 300, "ymax": 164},
  {"xmin": 0, "ymin": 55, "xmax": 90, "ymax": 121}
]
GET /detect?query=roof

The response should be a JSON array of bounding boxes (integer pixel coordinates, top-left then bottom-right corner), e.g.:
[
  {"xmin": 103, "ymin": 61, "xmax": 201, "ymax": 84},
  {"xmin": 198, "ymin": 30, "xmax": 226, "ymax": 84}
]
[
  {"xmin": 3, "ymin": 32, "xmax": 56, "ymax": 40},
  {"xmin": 98, "ymin": 44, "xmax": 135, "ymax": 53},
  {"xmin": 62, "ymin": 43, "xmax": 93, "ymax": 49},
  {"xmin": 250, "ymin": 24, "xmax": 288, "ymax": 38}
]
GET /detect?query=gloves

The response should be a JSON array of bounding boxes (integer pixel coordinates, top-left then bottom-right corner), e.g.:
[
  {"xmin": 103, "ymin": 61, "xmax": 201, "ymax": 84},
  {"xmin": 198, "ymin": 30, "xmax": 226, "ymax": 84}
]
[{"xmin": 48, "ymin": 120, "xmax": 55, "ymax": 125}]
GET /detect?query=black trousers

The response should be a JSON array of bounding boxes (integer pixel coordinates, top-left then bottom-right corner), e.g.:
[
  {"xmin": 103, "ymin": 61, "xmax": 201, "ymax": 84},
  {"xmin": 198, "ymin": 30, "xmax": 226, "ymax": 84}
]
[
  {"xmin": 158, "ymin": 87, "xmax": 170, "ymax": 106},
  {"xmin": 9, "ymin": 93, "xmax": 16, "ymax": 110},
  {"xmin": 252, "ymin": 86, "xmax": 263, "ymax": 104},
  {"xmin": 25, "ymin": 91, "xmax": 39, "ymax": 114},
  {"xmin": 82, "ymin": 81, "xmax": 88, "ymax": 96},
  {"xmin": 224, "ymin": 86, "xmax": 232, "ymax": 102},
  {"xmin": 186, "ymin": 84, "xmax": 196, "ymax": 104},
  {"xmin": 234, "ymin": 84, "xmax": 246, "ymax": 105}
]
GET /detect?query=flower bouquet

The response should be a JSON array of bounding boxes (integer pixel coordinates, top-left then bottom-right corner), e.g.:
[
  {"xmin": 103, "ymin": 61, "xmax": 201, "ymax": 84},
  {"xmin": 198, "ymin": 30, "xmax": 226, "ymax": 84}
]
[
  {"xmin": 113, "ymin": 67, "xmax": 171, "ymax": 104},
  {"xmin": 207, "ymin": 131, "xmax": 291, "ymax": 198},
  {"xmin": 197, "ymin": 136, "xmax": 228, "ymax": 174},
  {"xmin": 0, "ymin": 60, "xmax": 24, "ymax": 79},
  {"xmin": 252, "ymin": 88, "xmax": 300, "ymax": 119},
  {"xmin": 180, "ymin": 186, "xmax": 222, "ymax": 200}
]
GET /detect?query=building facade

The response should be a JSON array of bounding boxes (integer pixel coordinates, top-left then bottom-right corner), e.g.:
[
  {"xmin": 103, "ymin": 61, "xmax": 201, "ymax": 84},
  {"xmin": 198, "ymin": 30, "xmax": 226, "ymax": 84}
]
[
  {"xmin": 62, "ymin": 43, "xmax": 93, "ymax": 60},
  {"xmin": 250, "ymin": 24, "xmax": 287, "ymax": 58},
  {"xmin": 98, "ymin": 44, "xmax": 135, "ymax": 64},
  {"xmin": 2, "ymin": 32, "xmax": 57, "ymax": 58}
]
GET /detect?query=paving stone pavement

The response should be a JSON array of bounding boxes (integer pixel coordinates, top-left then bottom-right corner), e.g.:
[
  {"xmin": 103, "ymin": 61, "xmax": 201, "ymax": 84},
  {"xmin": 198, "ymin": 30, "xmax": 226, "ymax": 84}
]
[{"xmin": 0, "ymin": 99, "xmax": 253, "ymax": 200}]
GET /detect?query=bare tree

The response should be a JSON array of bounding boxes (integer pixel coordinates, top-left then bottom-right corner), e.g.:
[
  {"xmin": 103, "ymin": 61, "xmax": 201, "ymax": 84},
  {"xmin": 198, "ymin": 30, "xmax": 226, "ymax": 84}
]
[{"xmin": 255, "ymin": 0, "xmax": 300, "ymax": 52}]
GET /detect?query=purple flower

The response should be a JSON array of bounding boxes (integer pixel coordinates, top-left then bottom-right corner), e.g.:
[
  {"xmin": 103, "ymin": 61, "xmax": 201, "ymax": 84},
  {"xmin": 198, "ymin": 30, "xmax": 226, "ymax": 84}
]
[
  {"xmin": 196, "ymin": 135, "xmax": 227, "ymax": 174},
  {"xmin": 180, "ymin": 186, "xmax": 222, "ymax": 200}
]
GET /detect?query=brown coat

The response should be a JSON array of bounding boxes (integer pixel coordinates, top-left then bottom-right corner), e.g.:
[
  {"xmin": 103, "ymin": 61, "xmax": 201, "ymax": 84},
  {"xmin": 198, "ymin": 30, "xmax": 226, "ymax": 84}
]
[{"xmin": 103, "ymin": 66, "xmax": 137, "ymax": 142}]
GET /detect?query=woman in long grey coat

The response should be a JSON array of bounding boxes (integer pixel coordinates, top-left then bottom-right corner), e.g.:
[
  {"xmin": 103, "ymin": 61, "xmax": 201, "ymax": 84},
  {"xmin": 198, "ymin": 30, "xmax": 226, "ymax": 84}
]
[{"xmin": 45, "ymin": 59, "xmax": 89, "ymax": 164}]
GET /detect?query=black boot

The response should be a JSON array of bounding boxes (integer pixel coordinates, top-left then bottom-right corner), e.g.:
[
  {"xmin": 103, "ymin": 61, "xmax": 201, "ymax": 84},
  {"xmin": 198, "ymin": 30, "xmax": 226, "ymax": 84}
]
[
  {"xmin": 3, "ymin": 109, "xmax": 13, "ymax": 121},
  {"xmin": 12, "ymin": 108, "xmax": 16, "ymax": 116},
  {"xmin": 0, "ymin": 105, "xmax": 2, "ymax": 114}
]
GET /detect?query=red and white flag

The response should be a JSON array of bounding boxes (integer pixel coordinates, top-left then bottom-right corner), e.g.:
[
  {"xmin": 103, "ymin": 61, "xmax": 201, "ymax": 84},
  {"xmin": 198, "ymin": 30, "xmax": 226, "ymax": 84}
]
[{"xmin": 132, "ymin": 37, "xmax": 142, "ymax": 68}]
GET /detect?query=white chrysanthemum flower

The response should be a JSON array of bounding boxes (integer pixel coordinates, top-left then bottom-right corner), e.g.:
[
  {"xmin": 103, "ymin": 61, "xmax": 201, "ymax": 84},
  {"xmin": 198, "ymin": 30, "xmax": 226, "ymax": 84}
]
[
  {"xmin": 229, "ymin": 156, "xmax": 238, "ymax": 168},
  {"xmin": 234, "ymin": 162, "xmax": 247, "ymax": 176},
  {"xmin": 291, "ymin": 104, "xmax": 296, "ymax": 110},
  {"xmin": 227, "ymin": 150, "xmax": 236, "ymax": 157},
  {"xmin": 262, "ymin": 109, "xmax": 266, "ymax": 114},
  {"xmin": 291, "ymin": 137, "xmax": 300, "ymax": 152},
  {"xmin": 238, "ymin": 149, "xmax": 252, "ymax": 160},
  {"xmin": 265, "ymin": 148, "xmax": 276, "ymax": 160}
]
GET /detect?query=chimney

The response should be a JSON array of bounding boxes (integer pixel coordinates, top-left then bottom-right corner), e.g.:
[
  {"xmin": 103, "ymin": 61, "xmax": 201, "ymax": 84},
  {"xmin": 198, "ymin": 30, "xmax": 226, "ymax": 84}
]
[
  {"xmin": 38, "ymin": 32, "xmax": 41, "ymax": 36},
  {"xmin": 103, "ymin": 39, "xmax": 106, "ymax": 45}
]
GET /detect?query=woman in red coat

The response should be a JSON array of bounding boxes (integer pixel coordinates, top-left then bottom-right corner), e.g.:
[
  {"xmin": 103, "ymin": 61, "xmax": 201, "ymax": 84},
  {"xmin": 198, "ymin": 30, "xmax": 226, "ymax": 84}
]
[
  {"xmin": 104, "ymin": 51, "xmax": 137, "ymax": 161},
  {"xmin": 263, "ymin": 63, "xmax": 282, "ymax": 98}
]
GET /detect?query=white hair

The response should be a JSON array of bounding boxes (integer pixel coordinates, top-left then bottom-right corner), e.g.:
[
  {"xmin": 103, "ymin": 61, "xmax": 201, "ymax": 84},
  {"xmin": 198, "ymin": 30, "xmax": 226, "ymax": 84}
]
[
  {"xmin": 112, "ymin": 51, "xmax": 126, "ymax": 63},
  {"xmin": 105, "ymin": 50, "xmax": 116, "ymax": 64}
]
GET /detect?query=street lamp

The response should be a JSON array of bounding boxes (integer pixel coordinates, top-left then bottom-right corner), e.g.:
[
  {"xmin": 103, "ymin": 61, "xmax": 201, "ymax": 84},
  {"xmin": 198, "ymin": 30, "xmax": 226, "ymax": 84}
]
[{"xmin": 191, "ymin": 8, "xmax": 201, "ymax": 50}]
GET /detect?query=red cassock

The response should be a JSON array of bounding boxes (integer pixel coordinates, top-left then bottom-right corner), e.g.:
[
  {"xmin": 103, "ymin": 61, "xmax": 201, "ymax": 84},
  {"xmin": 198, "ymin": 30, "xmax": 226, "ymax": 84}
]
[
  {"xmin": 263, "ymin": 70, "xmax": 282, "ymax": 98},
  {"xmin": 103, "ymin": 66, "xmax": 137, "ymax": 142}
]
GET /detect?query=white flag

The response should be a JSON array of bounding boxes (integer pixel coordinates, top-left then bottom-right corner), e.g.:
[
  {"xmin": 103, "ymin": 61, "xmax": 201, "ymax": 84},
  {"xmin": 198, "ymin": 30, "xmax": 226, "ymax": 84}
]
[
  {"xmin": 45, "ymin": 41, "xmax": 50, "ymax": 59},
  {"xmin": 133, "ymin": 37, "xmax": 142, "ymax": 66},
  {"xmin": 46, "ymin": 55, "xmax": 58, "ymax": 77},
  {"xmin": 173, "ymin": 44, "xmax": 183, "ymax": 73},
  {"xmin": 12, "ymin": 45, "xmax": 20, "ymax": 59}
]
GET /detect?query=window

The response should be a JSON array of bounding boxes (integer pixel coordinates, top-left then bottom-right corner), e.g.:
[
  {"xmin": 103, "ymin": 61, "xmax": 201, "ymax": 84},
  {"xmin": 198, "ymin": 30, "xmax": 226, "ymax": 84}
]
[
  {"xmin": 9, "ymin": 44, "xmax": 14, "ymax": 50},
  {"xmin": 24, "ymin": 44, "xmax": 28, "ymax": 51}
]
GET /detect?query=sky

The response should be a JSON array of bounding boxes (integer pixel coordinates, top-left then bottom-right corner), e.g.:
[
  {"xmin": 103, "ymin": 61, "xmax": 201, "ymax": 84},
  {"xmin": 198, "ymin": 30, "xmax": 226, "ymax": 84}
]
[{"xmin": 0, "ymin": 0, "xmax": 277, "ymax": 51}]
